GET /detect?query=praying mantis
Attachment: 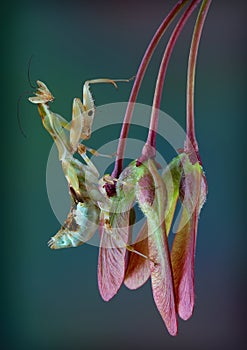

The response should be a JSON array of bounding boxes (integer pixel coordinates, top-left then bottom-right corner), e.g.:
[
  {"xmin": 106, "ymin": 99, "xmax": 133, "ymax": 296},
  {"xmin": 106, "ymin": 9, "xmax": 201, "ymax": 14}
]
[{"xmin": 29, "ymin": 77, "xmax": 132, "ymax": 248}]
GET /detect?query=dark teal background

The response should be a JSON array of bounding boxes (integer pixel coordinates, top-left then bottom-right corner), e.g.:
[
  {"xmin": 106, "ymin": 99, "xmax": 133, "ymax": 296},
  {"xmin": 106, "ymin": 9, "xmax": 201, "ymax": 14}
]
[{"xmin": 2, "ymin": 1, "xmax": 246, "ymax": 349}]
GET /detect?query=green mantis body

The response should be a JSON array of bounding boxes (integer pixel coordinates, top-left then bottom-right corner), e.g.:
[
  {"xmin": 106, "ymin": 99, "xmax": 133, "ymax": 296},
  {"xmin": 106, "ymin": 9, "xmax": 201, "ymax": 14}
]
[{"xmin": 29, "ymin": 78, "xmax": 131, "ymax": 249}]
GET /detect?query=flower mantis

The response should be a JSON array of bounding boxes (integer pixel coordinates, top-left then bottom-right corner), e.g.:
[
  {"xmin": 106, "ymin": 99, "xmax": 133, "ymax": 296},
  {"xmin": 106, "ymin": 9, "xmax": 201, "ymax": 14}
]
[{"xmin": 29, "ymin": 78, "xmax": 132, "ymax": 249}]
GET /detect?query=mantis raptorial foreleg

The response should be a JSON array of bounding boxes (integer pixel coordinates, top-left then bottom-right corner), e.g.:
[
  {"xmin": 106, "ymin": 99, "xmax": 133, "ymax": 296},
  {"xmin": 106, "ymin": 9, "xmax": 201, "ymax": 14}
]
[
  {"xmin": 82, "ymin": 78, "xmax": 133, "ymax": 113},
  {"xmin": 70, "ymin": 78, "xmax": 134, "ymax": 159}
]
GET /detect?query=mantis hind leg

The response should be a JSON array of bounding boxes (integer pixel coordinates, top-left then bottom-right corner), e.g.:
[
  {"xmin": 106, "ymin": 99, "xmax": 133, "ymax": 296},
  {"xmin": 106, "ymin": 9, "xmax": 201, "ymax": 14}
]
[
  {"xmin": 126, "ymin": 245, "xmax": 157, "ymax": 265},
  {"xmin": 77, "ymin": 144, "xmax": 100, "ymax": 177},
  {"xmin": 86, "ymin": 147, "xmax": 116, "ymax": 159}
]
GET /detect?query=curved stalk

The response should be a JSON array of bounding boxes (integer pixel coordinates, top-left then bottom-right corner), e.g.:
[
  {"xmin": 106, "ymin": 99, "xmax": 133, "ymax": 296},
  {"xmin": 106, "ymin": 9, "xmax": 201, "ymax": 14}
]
[
  {"xmin": 112, "ymin": 0, "xmax": 189, "ymax": 178},
  {"xmin": 185, "ymin": 0, "xmax": 212, "ymax": 154},
  {"xmin": 139, "ymin": 0, "xmax": 201, "ymax": 163}
]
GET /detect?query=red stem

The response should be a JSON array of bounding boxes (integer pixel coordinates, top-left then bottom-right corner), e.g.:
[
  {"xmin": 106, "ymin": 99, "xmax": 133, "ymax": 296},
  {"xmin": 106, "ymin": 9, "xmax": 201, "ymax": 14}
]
[
  {"xmin": 185, "ymin": 0, "xmax": 212, "ymax": 154},
  {"xmin": 112, "ymin": 0, "xmax": 189, "ymax": 178},
  {"xmin": 139, "ymin": 0, "xmax": 201, "ymax": 163}
]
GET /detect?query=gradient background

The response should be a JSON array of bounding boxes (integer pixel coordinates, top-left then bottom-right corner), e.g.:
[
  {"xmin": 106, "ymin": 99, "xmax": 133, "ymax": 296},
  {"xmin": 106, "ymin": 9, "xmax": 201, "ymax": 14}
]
[{"xmin": 2, "ymin": 1, "xmax": 246, "ymax": 349}]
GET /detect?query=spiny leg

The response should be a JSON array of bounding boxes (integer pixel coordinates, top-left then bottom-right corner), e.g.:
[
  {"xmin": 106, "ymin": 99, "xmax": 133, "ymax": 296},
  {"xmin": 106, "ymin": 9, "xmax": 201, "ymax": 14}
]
[
  {"xmin": 71, "ymin": 78, "xmax": 134, "ymax": 150},
  {"xmin": 70, "ymin": 77, "xmax": 134, "ymax": 161},
  {"xmin": 71, "ymin": 98, "xmax": 116, "ymax": 158},
  {"xmin": 83, "ymin": 77, "xmax": 134, "ymax": 113}
]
